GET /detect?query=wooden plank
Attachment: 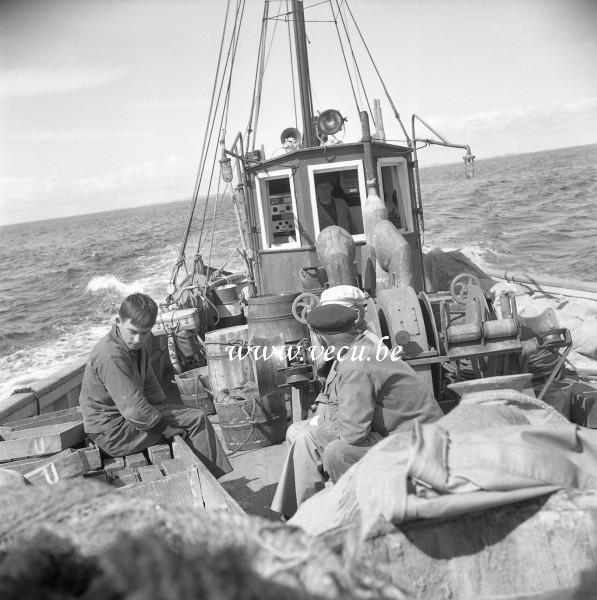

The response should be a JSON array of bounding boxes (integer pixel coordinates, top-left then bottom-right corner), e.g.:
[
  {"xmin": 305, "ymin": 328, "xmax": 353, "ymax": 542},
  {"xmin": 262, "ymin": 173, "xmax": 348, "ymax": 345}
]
[
  {"xmin": 136, "ymin": 465, "xmax": 164, "ymax": 482},
  {"xmin": 83, "ymin": 470, "xmax": 108, "ymax": 484},
  {"xmin": 219, "ymin": 443, "xmax": 287, "ymax": 517},
  {"xmin": 147, "ymin": 444, "xmax": 171, "ymax": 465},
  {"xmin": 171, "ymin": 437, "xmax": 243, "ymax": 514},
  {"xmin": 0, "ymin": 422, "xmax": 84, "ymax": 442},
  {"xmin": 0, "ymin": 407, "xmax": 82, "ymax": 432},
  {"xmin": 103, "ymin": 456, "xmax": 125, "ymax": 472},
  {"xmin": 124, "ymin": 452, "xmax": 147, "ymax": 468},
  {"xmin": 160, "ymin": 458, "xmax": 192, "ymax": 476},
  {"xmin": 111, "ymin": 467, "xmax": 138, "ymax": 487},
  {"xmin": 0, "ymin": 423, "xmax": 85, "ymax": 461},
  {"xmin": 118, "ymin": 468, "xmax": 204, "ymax": 507},
  {"xmin": 81, "ymin": 446, "xmax": 102, "ymax": 471},
  {"xmin": 24, "ymin": 449, "xmax": 88, "ymax": 485},
  {"xmin": 0, "ymin": 449, "xmax": 76, "ymax": 473}
]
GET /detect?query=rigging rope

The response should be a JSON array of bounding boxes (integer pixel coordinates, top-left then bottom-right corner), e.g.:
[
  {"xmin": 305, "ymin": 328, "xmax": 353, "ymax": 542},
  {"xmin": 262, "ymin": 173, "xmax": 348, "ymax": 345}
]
[
  {"xmin": 171, "ymin": 0, "xmax": 247, "ymax": 293},
  {"xmin": 342, "ymin": 0, "xmax": 411, "ymax": 144},
  {"xmin": 249, "ymin": 1, "xmax": 285, "ymax": 148},
  {"xmin": 245, "ymin": 2, "xmax": 269, "ymax": 152},
  {"xmin": 196, "ymin": 1, "xmax": 246, "ymax": 255},
  {"xmin": 332, "ymin": 0, "xmax": 374, "ymax": 124},
  {"xmin": 206, "ymin": 179, "xmax": 228, "ymax": 278},
  {"xmin": 286, "ymin": 0, "xmax": 299, "ymax": 127},
  {"xmin": 175, "ymin": 0, "xmax": 235, "ymax": 278}
]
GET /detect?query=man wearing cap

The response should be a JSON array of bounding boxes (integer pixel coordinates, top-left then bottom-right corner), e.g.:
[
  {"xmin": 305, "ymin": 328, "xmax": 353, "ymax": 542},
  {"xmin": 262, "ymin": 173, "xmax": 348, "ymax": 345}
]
[{"xmin": 271, "ymin": 286, "xmax": 443, "ymax": 518}]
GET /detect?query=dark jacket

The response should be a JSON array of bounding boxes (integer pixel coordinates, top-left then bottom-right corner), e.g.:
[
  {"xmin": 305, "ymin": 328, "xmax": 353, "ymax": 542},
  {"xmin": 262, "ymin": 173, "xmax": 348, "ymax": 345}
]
[
  {"xmin": 321, "ymin": 331, "xmax": 443, "ymax": 444},
  {"xmin": 79, "ymin": 324, "xmax": 166, "ymax": 435}
]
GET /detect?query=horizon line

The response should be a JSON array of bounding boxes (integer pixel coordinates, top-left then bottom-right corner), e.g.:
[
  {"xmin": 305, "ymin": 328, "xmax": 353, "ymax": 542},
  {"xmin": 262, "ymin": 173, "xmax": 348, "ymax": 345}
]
[{"xmin": 2, "ymin": 140, "xmax": 595, "ymax": 228}]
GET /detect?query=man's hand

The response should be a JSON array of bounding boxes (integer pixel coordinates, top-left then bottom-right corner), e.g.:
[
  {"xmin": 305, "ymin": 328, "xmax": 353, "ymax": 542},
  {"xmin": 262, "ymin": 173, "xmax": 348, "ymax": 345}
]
[{"xmin": 162, "ymin": 424, "xmax": 187, "ymax": 440}]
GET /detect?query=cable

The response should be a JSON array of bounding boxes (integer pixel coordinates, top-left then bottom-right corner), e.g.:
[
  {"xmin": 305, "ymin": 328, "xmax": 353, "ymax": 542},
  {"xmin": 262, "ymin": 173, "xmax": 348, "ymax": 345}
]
[
  {"xmin": 343, "ymin": 0, "xmax": 410, "ymax": 143},
  {"xmin": 332, "ymin": 0, "xmax": 373, "ymax": 123}
]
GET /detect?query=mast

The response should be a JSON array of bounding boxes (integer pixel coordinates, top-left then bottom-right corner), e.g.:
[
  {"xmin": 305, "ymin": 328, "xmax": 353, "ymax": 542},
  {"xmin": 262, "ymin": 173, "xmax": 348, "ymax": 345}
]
[{"xmin": 291, "ymin": 0, "xmax": 315, "ymax": 147}]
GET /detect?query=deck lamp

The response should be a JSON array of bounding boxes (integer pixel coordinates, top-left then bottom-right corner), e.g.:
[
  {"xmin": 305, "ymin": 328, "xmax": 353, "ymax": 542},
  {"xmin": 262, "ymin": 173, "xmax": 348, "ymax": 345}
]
[
  {"xmin": 220, "ymin": 156, "xmax": 234, "ymax": 183},
  {"xmin": 463, "ymin": 150, "xmax": 475, "ymax": 179},
  {"xmin": 317, "ymin": 109, "xmax": 346, "ymax": 137},
  {"xmin": 219, "ymin": 130, "xmax": 234, "ymax": 183}
]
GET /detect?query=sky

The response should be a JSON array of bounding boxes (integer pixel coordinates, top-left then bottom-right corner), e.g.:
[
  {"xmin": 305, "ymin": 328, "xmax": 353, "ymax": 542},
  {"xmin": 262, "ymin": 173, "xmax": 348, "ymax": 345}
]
[{"xmin": 1, "ymin": 0, "xmax": 596, "ymax": 226}]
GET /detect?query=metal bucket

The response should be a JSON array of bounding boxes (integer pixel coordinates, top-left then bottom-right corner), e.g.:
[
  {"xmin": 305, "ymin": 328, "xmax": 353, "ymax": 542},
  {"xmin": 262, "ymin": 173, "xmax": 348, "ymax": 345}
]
[
  {"xmin": 246, "ymin": 292, "xmax": 308, "ymax": 398},
  {"xmin": 205, "ymin": 325, "xmax": 256, "ymax": 395},
  {"xmin": 213, "ymin": 283, "xmax": 245, "ymax": 327},
  {"xmin": 214, "ymin": 386, "xmax": 287, "ymax": 452}
]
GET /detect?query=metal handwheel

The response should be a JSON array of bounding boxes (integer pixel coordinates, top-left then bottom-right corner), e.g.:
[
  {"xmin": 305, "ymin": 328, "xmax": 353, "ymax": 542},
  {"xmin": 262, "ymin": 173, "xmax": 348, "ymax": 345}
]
[
  {"xmin": 450, "ymin": 273, "xmax": 481, "ymax": 304},
  {"xmin": 291, "ymin": 292, "xmax": 319, "ymax": 324}
]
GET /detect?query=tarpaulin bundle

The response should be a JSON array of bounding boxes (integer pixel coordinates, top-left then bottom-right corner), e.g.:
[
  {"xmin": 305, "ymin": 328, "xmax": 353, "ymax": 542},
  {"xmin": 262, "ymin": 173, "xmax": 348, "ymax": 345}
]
[{"xmin": 290, "ymin": 389, "xmax": 597, "ymax": 540}]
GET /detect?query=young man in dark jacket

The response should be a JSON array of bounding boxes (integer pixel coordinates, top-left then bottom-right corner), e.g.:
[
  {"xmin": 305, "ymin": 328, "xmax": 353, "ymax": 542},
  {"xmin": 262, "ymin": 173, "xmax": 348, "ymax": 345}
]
[{"xmin": 79, "ymin": 293, "xmax": 231, "ymax": 477}]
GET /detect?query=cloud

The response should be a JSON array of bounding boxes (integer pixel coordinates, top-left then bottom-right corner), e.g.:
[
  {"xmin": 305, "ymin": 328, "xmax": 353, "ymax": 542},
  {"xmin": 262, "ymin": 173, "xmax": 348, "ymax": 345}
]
[
  {"xmin": 132, "ymin": 100, "xmax": 201, "ymax": 111},
  {"xmin": 0, "ymin": 66, "xmax": 127, "ymax": 98},
  {"xmin": 0, "ymin": 154, "xmax": 194, "ymax": 216},
  {"xmin": 7, "ymin": 131, "xmax": 152, "ymax": 142},
  {"xmin": 429, "ymin": 97, "xmax": 597, "ymax": 131},
  {"xmin": 422, "ymin": 97, "xmax": 597, "ymax": 157}
]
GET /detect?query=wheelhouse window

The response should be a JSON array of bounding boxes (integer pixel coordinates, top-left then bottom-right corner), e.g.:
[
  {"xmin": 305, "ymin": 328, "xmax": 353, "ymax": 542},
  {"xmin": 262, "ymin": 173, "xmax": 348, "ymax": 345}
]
[
  {"xmin": 255, "ymin": 169, "xmax": 300, "ymax": 249},
  {"xmin": 378, "ymin": 158, "xmax": 412, "ymax": 232},
  {"xmin": 309, "ymin": 161, "xmax": 366, "ymax": 242}
]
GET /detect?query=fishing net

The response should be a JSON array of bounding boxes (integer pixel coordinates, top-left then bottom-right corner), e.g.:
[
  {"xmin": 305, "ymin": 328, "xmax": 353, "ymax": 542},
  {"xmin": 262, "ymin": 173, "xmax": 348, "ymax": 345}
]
[{"xmin": 0, "ymin": 479, "xmax": 405, "ymax": 600}]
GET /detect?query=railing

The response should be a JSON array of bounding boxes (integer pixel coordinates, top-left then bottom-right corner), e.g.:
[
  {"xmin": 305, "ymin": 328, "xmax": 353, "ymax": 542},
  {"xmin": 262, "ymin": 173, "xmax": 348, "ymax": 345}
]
[{"xmin": 0, "ymin": 337, "xmax": 169, "ymax": 424}]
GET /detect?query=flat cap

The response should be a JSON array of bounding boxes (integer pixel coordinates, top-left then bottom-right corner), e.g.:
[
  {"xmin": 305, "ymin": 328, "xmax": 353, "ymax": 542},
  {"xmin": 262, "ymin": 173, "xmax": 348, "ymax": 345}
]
[
  {"xmin": 320, "ymin": 285, "xmax": 366, "ymax": 308},
  {"xmin": 307, "ymin": 303, "xmax": 358, "ymax": 333}
]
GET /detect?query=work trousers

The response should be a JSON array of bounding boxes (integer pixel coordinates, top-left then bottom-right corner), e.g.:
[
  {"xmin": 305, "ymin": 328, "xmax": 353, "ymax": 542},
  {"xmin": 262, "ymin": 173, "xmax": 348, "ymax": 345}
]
[
  {"xmin": 91, "ymin": 403, "xmax": 232, "ymax": 478},
  {"xmin": 271, "ymin": 419, "xmax": 381, "ymax": 518}
]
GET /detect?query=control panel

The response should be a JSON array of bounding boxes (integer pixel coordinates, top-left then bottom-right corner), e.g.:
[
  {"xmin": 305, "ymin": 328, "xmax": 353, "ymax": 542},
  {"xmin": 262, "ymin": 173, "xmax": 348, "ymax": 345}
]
[{"xmin": 269, "ymin": 193, "xmax": 296, "ymax": 243}]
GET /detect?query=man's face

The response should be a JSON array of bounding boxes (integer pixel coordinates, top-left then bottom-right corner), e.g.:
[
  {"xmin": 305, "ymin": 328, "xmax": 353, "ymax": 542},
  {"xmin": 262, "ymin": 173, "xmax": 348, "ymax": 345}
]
[
  {"xmin": 316, "ymin": 182, "xmax": 333, "ymax": 205},
  {"xmin": 319, "ymin": 328, "xmax": 358, "ymax": 359},
  {"xmin": 117, "ymin": 318, "xmax": 153, "ymax": 351}
]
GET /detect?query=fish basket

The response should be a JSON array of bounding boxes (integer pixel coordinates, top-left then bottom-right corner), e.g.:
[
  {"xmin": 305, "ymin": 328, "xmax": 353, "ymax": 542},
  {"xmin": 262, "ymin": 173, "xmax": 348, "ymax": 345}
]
[{"xmin": 175, "ymin": 368, "xmax": 215, "ymax": 415}]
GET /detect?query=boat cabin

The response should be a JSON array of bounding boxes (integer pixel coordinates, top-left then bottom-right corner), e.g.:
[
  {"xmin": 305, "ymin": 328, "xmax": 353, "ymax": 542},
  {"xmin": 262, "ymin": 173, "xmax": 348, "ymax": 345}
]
[{"xmin": 244, "ymin": 141, "xmax": 425, "ymax": 296}]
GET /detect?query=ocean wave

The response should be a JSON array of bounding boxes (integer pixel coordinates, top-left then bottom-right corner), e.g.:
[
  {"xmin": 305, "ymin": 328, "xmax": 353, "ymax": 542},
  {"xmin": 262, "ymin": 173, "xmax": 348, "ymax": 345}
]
[
  {"xmin": 0, "ymin": 322, "xmax": 110, "ymax": 399},
  {"xmin": 86, "ymin": 274, "xmax": 142, "ymax": 296}
]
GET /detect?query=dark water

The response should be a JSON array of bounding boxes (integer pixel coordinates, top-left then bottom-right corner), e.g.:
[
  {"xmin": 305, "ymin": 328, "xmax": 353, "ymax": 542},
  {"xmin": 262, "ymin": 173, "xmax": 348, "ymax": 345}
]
[
  {"xmin": 1, "ymin": 143, "xmax": 595, "ymax": 396},
  {"xmin": 419, "ymin": 144, "xmax": 597, "ymax": 278}
]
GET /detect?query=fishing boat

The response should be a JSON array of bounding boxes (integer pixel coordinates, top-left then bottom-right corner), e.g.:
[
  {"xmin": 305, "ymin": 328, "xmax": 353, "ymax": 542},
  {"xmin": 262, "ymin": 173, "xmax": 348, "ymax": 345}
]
[{"xmin": 2, "ymin": 1, "xmax": 597, "ymax": 598}]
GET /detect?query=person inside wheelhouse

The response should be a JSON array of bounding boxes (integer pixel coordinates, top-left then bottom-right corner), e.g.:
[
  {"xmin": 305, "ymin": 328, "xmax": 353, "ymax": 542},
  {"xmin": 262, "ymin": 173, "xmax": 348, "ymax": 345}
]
[{"xmin": 315, "ymin": 180, "xmax": 355, "ymax": 234}]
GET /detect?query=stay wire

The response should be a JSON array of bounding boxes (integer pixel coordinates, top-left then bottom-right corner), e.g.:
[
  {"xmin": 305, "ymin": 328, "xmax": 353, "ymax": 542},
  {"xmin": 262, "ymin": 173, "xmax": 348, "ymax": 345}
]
[
  {"xmin": 177, "ymin": 0, "xmax": 235, "ymax": 273},
  {"xmin": 203, "ymin": 8, "xmax": 245, "ymax": 266},
  {"xmin": 328, "ymin": 0, "xmax": 361, "ymax": 118},
  {"xmin": 332, "ymin": 0, "xmax": 374, "ymax": 124},
  {"xmin": 343, "ymin": 0, "xmax": 411, "ymax": 143},
  {"xmin": 197, "ymin": 1, "xmax": 246, "ymax": 254},
  {"xmin": 286, "ymin": 0, "xmax": 299, "ymax": 128},
  {"xmin": 245, "ymin": 2, "xmax": 269, "ymax": 151},
  {"xmin": 252, "ymin": 1, "xmax": 284, "ymax": 145}
]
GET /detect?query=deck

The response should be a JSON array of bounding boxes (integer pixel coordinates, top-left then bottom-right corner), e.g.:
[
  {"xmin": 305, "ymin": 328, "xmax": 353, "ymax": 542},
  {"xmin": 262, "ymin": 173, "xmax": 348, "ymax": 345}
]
[{"xmin": 212, "ymin": 420, "xmax": 287, "ymax": 519}]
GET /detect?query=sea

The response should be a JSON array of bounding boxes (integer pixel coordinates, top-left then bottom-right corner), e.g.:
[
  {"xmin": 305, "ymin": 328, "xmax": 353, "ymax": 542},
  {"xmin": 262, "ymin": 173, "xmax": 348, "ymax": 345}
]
[{"xmin": 1, "ymin": 143, "xmax": 596, "ymax": 399}]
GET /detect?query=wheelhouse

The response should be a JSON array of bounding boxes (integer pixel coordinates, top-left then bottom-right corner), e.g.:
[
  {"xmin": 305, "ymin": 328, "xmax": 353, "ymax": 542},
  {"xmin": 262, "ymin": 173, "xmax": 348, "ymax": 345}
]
[{"xmin": 245, "ymin": 141, "xmax": 424, "ymax": 296}]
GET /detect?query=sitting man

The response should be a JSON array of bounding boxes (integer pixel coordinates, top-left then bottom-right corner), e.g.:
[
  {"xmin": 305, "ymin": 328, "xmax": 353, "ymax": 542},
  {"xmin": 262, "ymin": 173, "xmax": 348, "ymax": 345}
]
[
  {"xmin": 271, "ymin": 292, "xmax": 443, "ymax": 518},
  {"xmin": 79, "ymin": 293, "xmax": 231, "ymax": 478}
]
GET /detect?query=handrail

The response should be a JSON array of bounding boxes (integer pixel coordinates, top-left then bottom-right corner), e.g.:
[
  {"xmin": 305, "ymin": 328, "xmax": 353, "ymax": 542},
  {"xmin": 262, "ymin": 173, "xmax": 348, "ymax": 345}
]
[{"xmin": 486, "ymin": 269, "xmax": 597, "ymax": 301}]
